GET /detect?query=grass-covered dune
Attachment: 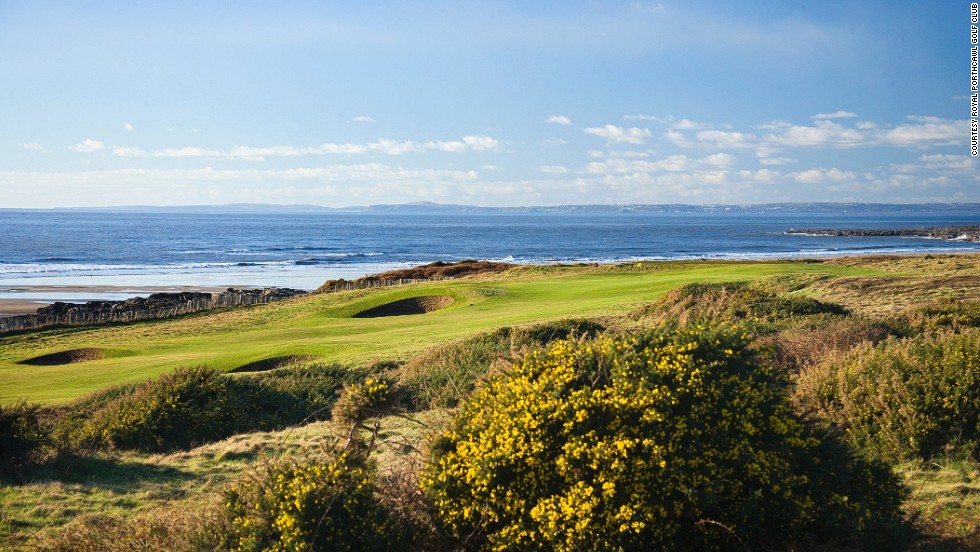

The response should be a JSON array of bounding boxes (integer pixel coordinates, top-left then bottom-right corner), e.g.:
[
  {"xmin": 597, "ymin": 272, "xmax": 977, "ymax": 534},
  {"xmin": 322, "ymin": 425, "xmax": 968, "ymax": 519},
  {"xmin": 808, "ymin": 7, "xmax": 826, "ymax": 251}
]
[
  {"xmin": 0, "ymin": 259, "xmax": 882, "ymax": 406},
  {"xmin": 2, "ymin": 254, "xmax": 979, "ymax": 551}
]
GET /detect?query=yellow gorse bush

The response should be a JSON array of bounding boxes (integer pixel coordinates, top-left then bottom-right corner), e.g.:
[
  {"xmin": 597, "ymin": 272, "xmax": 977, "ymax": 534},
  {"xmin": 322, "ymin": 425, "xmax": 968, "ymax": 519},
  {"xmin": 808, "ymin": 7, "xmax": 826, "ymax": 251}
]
[
  {"xmin": 222, "ymin": 453, "xmax": 407, "ymax": 552},
  {"xmin": 422, "ymin": 324, "xmax": 907, "ymax": 551}
]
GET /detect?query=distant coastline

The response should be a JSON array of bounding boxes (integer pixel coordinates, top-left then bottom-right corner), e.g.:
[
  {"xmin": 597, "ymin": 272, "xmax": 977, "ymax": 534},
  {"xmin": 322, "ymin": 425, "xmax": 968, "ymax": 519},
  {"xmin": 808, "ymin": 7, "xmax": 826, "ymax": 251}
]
[{"xmin": 3, "ymin": 201, "xmax": 980, "ymax": 215}]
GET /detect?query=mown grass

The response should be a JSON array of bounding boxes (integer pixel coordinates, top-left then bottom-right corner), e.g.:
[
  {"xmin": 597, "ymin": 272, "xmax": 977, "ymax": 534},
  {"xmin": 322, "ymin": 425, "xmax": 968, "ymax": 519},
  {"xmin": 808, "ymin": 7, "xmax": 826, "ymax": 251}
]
[{"xmin": 0, "ymin": 260, "xmax": 880, "ymax": 405}]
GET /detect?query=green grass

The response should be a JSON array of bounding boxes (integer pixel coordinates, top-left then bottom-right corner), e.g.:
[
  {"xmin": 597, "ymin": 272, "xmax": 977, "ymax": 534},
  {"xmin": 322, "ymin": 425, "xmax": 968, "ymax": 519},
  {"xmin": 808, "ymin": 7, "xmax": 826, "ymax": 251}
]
[{"xmin": 0, "ymin": 261, "xmax": 880, "ymax": 405}]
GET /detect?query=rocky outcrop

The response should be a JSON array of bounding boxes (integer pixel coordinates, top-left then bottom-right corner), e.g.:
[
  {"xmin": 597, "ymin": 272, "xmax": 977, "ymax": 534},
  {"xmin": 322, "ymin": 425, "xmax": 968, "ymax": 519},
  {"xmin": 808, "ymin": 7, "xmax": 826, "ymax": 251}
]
[
  {"xmin": 787, "ymin": 225, "xmax": 980, "ymax": 242},
  {"xmin": 0, "ymin": 288, "xmax": 306, "ymax": 335}
]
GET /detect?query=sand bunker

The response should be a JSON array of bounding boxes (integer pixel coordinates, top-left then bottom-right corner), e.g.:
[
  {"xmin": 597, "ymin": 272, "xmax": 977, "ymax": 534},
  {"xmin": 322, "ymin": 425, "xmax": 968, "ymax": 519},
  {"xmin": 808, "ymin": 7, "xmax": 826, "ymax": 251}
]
[
  {"xmin": 19, "ymin": 348, "xmax": 106, "ymax": 366},
  {"xmin": 354, "ymin": 295, "xmax": 454, "ymax": 318},
  {"xmin": 230, "ymin": 355, "xmax": 319, "ymax": 373}
]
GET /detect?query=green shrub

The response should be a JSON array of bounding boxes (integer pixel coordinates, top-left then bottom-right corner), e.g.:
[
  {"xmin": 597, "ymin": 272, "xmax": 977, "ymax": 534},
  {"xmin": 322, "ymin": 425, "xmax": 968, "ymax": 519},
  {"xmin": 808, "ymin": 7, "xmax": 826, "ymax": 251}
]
[
  {"xmin": 795, "ymin": 331, "xmax": 980, "ymax": 462},
  {"xmin": 422, "ymin": 324, "xmax": 907, "ymax": 551},
  {"xmin": 244, "ymin": 362, "xmax": 364, "ymax": 426},
  {"xmin": 398, "ymin": 319, "xmax": 603, "ymax": 410},
  {"xmin": 70, "ymin": 366, "xmax": 253, "ymax": 452},
  {"xmin": 0, "ymin": 400, "xmax": 47, "ymax": 481},
  {"xmin": 890, "ymin": 298, "xmax": 980, "ymax": 336},
  {"xmin": 221, "ymin": 453, "xmax": 411, "ymax": 551},
  {"xmin": 52, "ymin": 363, "xmax": 362, "ymax": 453},
  {"xmin": 632, "ymin": 282, "xmax": 847, "ymax": 327}
]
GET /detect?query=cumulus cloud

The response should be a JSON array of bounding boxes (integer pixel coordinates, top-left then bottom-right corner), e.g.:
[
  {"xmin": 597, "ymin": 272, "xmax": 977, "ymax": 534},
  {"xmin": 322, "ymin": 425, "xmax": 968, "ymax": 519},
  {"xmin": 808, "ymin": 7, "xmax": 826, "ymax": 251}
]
[
  {"xmin": 769, "ymin": 120, "xmax": 865, "ymax": 147},
  {"xmin": 791, "ymin": 167, "xmax": 857, "ymax": 183},
  {"xmin": 112, "ymin": 147, "xmax": 147, "ymax": 157},
  {"xmin": 546, "ymin": 115, "xmax": 572, "ymax": 125},
  {"xmin": 368, "ymin": 139, "xmax": 420, "ymax": 155},
  {"xmin": 316, "ymin": 143, "xmax": 370, "ymax": 155},
  {"xmin": 583, "ymin": 153, "xmax": 735, "ymax": 176},
  {"xmin": 123, "ymin": 122, "xmax": 135, "ymax": 131},
  {"xmin": 351, "ymin": 116, "xmax": 376, "ymax": 123},
  {"xmin": 811, "ymin": 111, "xmax": 858, "ymax": 120},
  {"xmin": 878, "ymin": 117, "xmax": 966, "ymax": 147},
  {"xmin": 103, "ymin": 135, "xmax": 498, "ymax": 161},
  {"xmin": 623, "ymin": 114, "xmax": 662, "ymax": 122},
  {"xmin": 539, "ymin": 165, "xmax": 568, "ymax": 174},
  {"xmin": 70, "ymin": 139, "xmax": 106, "ymax": 153},
  {"xmin": 672, "ymin": 119, "xmax": 709, "ymax": 130},
  {"xmin": 702, "ymin": 153, "xmax": 737, "ymax": 167},
  {"xmin": 21, "ymin": 142, "xmax": 47, "ymax": 152},
  {"xmin": 671, "ymin": 116, "xmax": 966, "ymax": 152},
  {"xmin": 583, "ymin": 124, "xmax": 652, "ymax": 144},
  {"xmin": 423, "ymin": 135, "xmax": 501, "ymax": 153},
  {"xmin": 151, "ymin": 147, "xmax": 222, "ymax": 158},
  {"xmin": 694, "ymin": 130, "xmax": 756, "ymax": 149}
]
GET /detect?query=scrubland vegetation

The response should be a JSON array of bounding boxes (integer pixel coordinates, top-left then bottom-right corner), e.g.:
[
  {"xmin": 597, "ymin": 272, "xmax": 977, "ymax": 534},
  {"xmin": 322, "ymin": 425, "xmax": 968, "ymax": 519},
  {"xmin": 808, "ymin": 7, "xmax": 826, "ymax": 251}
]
[{"xmin": 1, "ymin": 255, "xmax": 979, "ymax": 550}]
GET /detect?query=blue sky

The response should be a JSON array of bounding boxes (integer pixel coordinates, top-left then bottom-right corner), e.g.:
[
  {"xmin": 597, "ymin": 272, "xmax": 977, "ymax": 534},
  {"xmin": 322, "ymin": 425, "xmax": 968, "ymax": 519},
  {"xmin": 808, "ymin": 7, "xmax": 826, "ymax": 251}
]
[{"xmin": 0, "ymin": 0, "xmax": 973, "ymax": 208}]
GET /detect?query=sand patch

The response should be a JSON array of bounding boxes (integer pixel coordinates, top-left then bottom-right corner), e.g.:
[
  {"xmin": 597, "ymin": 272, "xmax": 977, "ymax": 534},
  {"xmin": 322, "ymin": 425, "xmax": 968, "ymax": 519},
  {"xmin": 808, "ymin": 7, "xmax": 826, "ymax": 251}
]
[
  {"xmin": 19, "ymin": 348, "xmax": 106, "ymax": 366},
  {"xmin": 230, "ymin": 355, "xmax": 319, "ymax": 373},
  {"xmin": 354, "ymin": 296, "xmax": 454, "ymax": 318}
]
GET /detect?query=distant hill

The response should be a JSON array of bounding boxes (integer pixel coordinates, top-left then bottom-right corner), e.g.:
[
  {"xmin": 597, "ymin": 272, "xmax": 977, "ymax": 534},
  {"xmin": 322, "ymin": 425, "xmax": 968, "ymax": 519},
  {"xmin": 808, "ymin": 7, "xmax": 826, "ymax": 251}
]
[{"xmin": 23, "ymin": 201, "xmax": 980, "ymax": 214}]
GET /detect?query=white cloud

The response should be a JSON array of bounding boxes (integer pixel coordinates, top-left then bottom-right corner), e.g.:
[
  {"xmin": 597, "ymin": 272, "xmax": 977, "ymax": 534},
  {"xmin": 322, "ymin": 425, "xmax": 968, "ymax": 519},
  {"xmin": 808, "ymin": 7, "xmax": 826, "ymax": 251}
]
[
  {"xmin": 758, "ymin": 156, "xmax": 795, "ymax": 166},
  {"xmin": 539, "ymin": 165, "xmax": 568, "ymax": 174},
  {"xmin": 316, "ymin": 143, "xmax": 370, "ymax": 155},
  {"xmin": 811, "ymin": 110, "xmax": 858, "ymax": 120},
  {"xmin": 583, "ymin": 124, "xmax": 652, "ymax": 144},
  {"xmin": 368, "ymin": 139, "xmax": 420, "ymax": 155},
  {"xmin": 672, "ymin": 118, "xmax": 709, "ymax": 130},
  {"xmin": 770, "ymin": 121, "xmax": 865, "ymax": 147},
  {"xmin": 702, "ymin": 153, "xmax": 736, "ymax": 167},
  {"xmin": 461, "ymin": 135, "xmax": 500, "ymax": 151},
  {"xmin": 21, "ymin": 142, "xmax": 47, "ymax": 152},
  {"xmin": 792, "ymin": 169, "xmax": 824, "ymax": 183},
  {"xmin": 123, "ymin": 122, "xmax": 135, "ymax": 131},
  {"xmin": 694, "ymin": 130, "xmax": 756, "ymax": 149},
  {"xmin": 877, "ymin": 117, "xmax": 966, "ymax": 147},
  {"xmin": 151, "ymin": 147, "xmax": 223, "ymax": 158},
  {"xmin": 623, "ymin": 114, "xmax": 663, "ymax": 122},
  {"xmin": 546, "ymin": 115, "xmax": 572, "ymax": 125},
  {"xmin": 542, "ymin": 138, "xmax": 567, "ymax": 146},
  {"xmin": 112, "ymin": 147, "xmax": 147, "ymax": 157},
  {"xmin": 664, "ymin": 129, "xmax": 693, "ymax": 148},
  {"xmin": 791, "ymin": 167, "xmax": 856, "ymax": 183},
  {"xmin": 70, "ymin": 139, "xmax": 105, "ymax": 153},
  {"xmin": 893, "ymin": 154, "xmax": 979, "ymax": 175},
  {"xmin": 228, "ymin": 145, "xmax": 315, "ymax": 160},
  {"xmin": 751, "ymin": 168, "xmax": 779, "ymax": 182},
  {"xmin": 424, "ymin": 135, "xmax": 500, "ymax": 153},
  {"xmin": 351, "ymin": 116, "xmax": 375, "ymax": 123}
]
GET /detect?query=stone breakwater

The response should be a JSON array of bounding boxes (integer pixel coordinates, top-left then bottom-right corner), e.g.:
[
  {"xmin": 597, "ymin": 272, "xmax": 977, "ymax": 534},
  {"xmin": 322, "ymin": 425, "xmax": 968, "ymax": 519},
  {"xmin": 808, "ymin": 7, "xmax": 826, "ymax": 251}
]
[
  {"xmin": 786, "ymin": 225, "xmax": 980, "ymax": 242},
  {"xmin": 0, "ymin": 288, "xmax": 306, "ymax": 334}
]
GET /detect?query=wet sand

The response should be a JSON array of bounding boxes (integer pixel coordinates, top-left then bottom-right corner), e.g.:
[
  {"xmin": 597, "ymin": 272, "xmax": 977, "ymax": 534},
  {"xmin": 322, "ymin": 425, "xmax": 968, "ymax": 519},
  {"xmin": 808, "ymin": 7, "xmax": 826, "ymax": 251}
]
[{"xmin": 0, "ymin": 285, "xmax": 235, "ymax": 318}]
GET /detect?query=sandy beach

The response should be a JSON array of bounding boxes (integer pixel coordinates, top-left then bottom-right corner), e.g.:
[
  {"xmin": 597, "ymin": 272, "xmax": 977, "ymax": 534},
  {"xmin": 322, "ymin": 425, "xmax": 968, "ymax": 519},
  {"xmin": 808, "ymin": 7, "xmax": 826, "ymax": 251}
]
[{"xmin": 0, "ymin": 285, "xmax": 237, "ymax": 318}]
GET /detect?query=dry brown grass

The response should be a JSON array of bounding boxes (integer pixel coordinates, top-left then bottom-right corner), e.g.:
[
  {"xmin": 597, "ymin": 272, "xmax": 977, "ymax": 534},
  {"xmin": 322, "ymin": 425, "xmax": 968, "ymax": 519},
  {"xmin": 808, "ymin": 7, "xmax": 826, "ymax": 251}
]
[{"xmin": 806, "ymin": 254, "xmax": 980, "ymax": 317}]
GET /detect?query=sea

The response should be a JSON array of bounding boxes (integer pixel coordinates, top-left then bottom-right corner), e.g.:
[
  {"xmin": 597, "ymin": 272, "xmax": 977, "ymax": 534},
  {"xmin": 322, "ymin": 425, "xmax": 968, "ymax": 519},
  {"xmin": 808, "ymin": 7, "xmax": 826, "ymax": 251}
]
[{"xmin": 1, "ymin": 207, "xmax": 979, "ymax": 303}]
